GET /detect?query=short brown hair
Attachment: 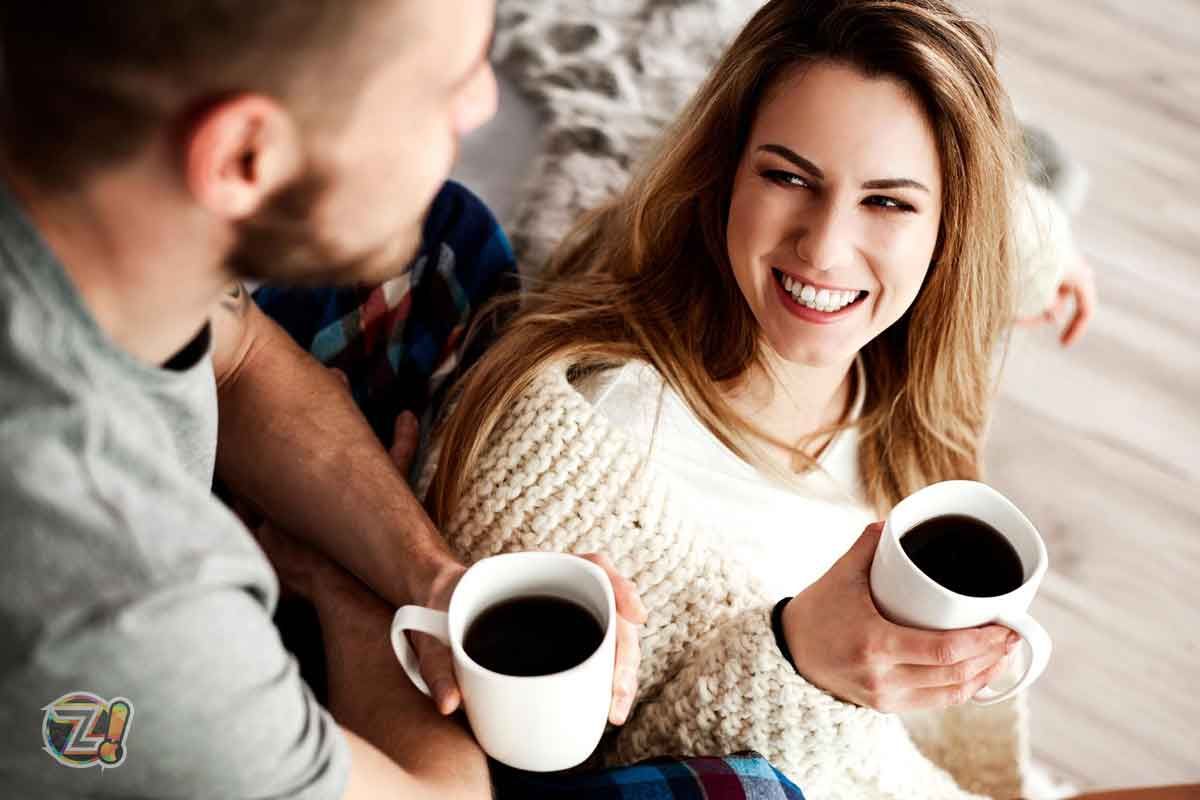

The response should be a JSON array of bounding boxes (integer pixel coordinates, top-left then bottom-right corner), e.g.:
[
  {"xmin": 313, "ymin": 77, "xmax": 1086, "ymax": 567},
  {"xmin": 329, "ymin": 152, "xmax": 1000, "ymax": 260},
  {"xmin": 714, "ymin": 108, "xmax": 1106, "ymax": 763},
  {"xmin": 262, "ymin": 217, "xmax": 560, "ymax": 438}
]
[{"xmin": 0, "ymin": 1, "xmax": 386, "ymax": 189}]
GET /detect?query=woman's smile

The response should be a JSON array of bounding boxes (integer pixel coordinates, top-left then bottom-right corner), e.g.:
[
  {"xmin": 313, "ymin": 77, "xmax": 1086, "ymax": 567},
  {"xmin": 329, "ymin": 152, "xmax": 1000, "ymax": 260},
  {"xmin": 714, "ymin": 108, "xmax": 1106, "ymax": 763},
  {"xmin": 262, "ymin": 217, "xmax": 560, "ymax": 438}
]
[{"xmin": 770, "ymin": 267, "xmax": 869, "ymax": 323}]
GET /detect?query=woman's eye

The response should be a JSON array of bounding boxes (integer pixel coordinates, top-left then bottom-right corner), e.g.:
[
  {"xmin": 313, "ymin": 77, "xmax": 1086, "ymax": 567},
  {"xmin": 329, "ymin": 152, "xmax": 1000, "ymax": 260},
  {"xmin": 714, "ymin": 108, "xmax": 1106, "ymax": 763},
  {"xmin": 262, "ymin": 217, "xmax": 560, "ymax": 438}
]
[
  {"xmin": 763, "ymin": 169, "xmax": 809, "ymax": 188},
  {"xmin": 864, "ymin": 195, "xmax": 916, "ymax": 212}
]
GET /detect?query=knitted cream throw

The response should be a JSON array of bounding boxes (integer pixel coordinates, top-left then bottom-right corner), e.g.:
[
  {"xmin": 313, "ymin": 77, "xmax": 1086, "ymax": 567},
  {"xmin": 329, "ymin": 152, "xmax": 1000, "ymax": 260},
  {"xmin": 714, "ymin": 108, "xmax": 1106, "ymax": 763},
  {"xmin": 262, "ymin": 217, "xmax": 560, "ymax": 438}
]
[{"xmin": 420, "ymin": 363, "xmax": 1028, "ymax": 800}]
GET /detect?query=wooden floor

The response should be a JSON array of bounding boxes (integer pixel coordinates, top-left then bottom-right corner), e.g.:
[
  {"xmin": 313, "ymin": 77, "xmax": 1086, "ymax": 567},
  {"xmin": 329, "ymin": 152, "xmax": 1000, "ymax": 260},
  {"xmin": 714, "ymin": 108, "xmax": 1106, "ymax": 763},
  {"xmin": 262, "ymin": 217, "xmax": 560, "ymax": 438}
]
[
  {"xmin": 963, "ymin": 0, "xmax": 1200, "ymax": 791},
  {"xmin": 456, "ymin": 0, "xmax": 1200, "ymax": 792}
]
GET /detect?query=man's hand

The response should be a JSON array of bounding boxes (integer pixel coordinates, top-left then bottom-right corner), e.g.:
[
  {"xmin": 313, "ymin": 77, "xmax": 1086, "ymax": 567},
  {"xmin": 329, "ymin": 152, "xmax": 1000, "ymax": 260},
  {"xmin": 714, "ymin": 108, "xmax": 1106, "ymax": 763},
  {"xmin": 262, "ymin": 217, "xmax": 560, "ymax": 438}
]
[
  {"xmin": 783, "ymin": 523, "xmax": 1017, "ymax": 712},
  {"xmin": 389, "ymin": 410, "xmax": 648, "ymax": 724}
]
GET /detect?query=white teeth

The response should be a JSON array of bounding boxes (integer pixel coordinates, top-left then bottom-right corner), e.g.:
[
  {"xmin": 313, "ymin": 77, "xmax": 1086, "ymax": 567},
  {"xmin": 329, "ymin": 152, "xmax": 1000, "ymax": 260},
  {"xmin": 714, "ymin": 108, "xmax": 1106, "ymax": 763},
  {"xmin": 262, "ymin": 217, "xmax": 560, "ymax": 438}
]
[{"xmin": 776, "ymin": 270, "xmax": 862, "ymax": 313}]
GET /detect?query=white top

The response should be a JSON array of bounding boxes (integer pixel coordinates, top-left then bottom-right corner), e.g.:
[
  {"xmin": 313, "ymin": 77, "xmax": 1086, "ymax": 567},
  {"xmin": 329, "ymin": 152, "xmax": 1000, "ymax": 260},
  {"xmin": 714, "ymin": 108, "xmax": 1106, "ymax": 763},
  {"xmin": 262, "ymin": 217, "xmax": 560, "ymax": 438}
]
[{"xmin": 574, "ymin": 360, "xmax": 878, "ymax": 599}]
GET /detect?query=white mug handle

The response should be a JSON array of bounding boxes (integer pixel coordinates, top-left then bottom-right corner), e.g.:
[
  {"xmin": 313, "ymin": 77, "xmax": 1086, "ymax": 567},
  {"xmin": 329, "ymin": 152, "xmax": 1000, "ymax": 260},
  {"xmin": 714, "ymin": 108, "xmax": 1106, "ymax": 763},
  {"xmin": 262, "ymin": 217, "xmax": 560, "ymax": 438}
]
[
  {"xmin": 972, "ymin": 612, "xmax": 1052, "ymax": 705},
  {"xmin": 390, "ymin": 605, "xmax": 451, "ymax": 697}
]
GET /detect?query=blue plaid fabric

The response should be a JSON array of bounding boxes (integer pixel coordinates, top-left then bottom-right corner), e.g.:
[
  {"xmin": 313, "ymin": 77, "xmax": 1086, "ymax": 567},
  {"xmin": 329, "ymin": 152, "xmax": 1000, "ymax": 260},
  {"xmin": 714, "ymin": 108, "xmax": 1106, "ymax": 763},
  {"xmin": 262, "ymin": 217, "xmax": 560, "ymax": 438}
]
[
  {"xmin": 491, "ymin": 752, "xmax": 805, "ymax": 799},
  {"xmin": 253, "ymin": 179, "xmax": 519, "ymax": 446},
  {"xmin": 254, "ymin": 182, "xmax": 806, "ymax": 800}
]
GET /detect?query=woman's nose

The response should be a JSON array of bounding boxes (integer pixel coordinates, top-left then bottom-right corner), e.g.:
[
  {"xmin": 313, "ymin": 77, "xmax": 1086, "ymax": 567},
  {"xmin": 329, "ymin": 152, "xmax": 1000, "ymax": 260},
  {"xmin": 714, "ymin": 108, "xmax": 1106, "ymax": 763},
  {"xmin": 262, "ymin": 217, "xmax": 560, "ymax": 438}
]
[{"xmin": 794, "ymin": 202, "xmax": 855, "ymax": 272}]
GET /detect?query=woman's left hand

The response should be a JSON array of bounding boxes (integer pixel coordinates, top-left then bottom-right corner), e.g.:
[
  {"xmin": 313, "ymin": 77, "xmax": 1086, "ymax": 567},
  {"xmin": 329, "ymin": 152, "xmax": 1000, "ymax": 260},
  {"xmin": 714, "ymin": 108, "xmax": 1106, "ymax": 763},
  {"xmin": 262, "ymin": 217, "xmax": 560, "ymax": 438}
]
[
  {"xmin": 1019, "ymin": 252, "xmax": 1097, "ymax": 347},
  {"xmin": 577, "ymin": 552, "xmax": 648, "ymax": 725},
  {"xmin": 385, "ymin": 403, "xmax": 648, "ymax": 726}
]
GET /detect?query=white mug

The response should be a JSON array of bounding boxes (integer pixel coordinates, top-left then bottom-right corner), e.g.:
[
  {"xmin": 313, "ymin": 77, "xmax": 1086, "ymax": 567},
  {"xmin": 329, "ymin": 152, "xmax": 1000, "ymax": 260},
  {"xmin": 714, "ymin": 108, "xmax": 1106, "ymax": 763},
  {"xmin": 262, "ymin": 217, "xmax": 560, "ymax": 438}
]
[
  {"xmin": 869, "ymin": 480, "xmax": 1052, "ymax": 705},
  {"xmin": 390, "ymin": 552, "xmax": 616, "ymax": 771}
]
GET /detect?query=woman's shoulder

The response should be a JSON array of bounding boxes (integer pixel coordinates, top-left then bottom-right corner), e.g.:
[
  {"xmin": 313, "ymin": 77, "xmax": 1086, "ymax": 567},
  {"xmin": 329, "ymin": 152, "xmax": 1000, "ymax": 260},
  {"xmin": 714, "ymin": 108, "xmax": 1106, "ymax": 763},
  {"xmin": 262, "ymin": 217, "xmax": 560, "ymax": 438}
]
[{"xmin": 569, "ymin": 359, "xmax": 667, "ymax": 448}]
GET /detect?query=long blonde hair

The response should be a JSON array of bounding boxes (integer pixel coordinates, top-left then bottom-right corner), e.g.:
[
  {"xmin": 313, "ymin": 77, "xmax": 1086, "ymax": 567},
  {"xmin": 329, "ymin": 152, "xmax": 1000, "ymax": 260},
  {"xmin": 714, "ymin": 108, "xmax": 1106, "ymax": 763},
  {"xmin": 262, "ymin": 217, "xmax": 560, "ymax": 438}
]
[{"xmin": 429, "ymin": 0, "xmax": 1022, "ymax": 523}]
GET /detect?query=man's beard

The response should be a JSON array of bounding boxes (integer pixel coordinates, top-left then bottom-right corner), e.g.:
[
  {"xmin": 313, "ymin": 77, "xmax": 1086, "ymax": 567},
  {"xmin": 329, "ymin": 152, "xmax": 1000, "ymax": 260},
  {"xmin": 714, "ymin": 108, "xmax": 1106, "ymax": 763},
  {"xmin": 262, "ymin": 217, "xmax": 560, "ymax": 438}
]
[{"xmin": 225, "ymin": 167, "xmax": 422, "ymax": 287}]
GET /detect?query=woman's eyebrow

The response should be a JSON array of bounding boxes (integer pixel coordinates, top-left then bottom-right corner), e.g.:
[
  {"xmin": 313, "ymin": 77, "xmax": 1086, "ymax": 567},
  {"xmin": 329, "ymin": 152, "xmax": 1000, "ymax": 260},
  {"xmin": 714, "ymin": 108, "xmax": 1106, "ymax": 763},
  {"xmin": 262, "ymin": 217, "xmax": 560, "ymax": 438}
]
[
  {"xmin": 862, "ymin": 177, "xmax": 930, "ymax": 193},
  {"xmin": 757, "ymin": 144, "xmax": 930, "ymax": 193},
  {"xmin": 758, "ymin": 144, "xmax": 824, "ymax": 180}
]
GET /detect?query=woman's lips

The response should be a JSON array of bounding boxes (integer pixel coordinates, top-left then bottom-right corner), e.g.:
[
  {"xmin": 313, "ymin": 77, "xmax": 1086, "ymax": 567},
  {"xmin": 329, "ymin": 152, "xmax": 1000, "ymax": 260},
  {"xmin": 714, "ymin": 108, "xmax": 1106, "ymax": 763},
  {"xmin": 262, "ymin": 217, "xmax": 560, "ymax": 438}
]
[{"xmin": 771, "ymin": 268, "xmax": 868, "ymax": 321}]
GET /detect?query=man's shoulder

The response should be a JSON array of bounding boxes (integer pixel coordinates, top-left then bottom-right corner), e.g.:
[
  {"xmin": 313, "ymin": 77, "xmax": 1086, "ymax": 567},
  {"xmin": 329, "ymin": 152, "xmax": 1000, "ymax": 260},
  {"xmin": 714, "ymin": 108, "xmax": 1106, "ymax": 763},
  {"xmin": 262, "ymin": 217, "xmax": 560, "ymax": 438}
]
[{"xmin": 0, "ymin": 392, "xmax": 269, "ymax": 614}]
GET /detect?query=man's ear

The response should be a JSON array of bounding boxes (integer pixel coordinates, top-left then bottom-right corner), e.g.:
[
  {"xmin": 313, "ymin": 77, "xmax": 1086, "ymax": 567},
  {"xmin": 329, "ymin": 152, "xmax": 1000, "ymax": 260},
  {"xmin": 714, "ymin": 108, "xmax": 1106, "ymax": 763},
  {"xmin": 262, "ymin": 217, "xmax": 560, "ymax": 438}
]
[{"xmin": 183, "ymin": 94, "xmax": 303, "ymax": 220}]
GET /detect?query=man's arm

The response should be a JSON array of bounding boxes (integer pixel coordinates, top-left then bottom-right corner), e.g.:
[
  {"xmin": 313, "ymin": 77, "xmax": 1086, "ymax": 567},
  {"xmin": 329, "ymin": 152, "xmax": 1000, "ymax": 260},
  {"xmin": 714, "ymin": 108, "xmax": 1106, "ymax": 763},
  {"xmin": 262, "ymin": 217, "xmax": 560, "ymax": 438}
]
[
  {"xmin": 210, "ymin": 281, "xmax": 459, "ymax": 612},
  {"xmin": 251, "ymin": 501, "xmax": 492, "ymax": 800},
  {"xmin": 210, "ymin": 282, "xmax": 646, "ymax": 725},
  {"xmin": 309, "ymin": 550, "xmax": 492, "ymax": 800},
  {"xmin": 342, "ymin": 730, "xmax": 490, "ymax": 800}
]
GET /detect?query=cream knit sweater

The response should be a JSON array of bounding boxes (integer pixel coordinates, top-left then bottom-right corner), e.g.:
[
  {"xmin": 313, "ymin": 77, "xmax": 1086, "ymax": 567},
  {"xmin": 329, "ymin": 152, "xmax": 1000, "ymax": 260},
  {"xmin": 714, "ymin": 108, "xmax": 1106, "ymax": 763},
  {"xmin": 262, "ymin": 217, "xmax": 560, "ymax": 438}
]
[{"xmin": 419, "ymin": 365, "xmax": 1028, "ymax": 800}]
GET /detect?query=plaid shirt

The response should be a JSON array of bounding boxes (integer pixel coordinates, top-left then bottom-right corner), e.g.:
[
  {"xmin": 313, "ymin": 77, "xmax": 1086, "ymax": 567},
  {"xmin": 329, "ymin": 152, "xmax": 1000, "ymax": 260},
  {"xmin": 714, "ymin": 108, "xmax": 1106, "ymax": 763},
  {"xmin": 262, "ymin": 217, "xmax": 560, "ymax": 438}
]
[{"xmin": 253, "ymin": 180, "xmax": 520, "ymax": 447}]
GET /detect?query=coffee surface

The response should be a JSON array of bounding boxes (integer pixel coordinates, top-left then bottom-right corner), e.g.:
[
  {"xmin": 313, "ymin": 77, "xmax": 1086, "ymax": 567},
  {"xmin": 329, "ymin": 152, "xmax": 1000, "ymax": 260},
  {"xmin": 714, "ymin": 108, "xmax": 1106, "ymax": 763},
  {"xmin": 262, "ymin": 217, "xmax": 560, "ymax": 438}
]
[
  {"xmin": 464, "ymin": 595, "xmax": 604, "ymax": 676},
  {"xmin": 900, "ymin": 514, "xmax": 1024, "ymax": 597}
]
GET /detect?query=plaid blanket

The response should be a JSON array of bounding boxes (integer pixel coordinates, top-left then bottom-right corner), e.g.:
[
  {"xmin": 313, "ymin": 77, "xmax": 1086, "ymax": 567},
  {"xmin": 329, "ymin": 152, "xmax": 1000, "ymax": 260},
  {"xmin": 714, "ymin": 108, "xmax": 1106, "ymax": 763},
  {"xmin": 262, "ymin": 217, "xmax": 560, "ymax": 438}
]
[
  {"xmin": 491, "ymin": 752, "xmax": 805, "ymax": 799},
  {"xmin": 254, "ymin": 182, "xmax": 806, "ymax": 800}
]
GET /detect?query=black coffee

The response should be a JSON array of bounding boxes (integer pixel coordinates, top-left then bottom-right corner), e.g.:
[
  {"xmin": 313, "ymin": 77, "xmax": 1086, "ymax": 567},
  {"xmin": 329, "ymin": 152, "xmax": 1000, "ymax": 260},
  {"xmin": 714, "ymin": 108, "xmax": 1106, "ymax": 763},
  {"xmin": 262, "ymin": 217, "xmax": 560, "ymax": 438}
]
[
  {"xmin": 900, "ymin": 514, "xmax": 1024, "ymax": 598},
  {"xmin": 463, "ymin": 595, "xmax": 604, "ymax": 677}
]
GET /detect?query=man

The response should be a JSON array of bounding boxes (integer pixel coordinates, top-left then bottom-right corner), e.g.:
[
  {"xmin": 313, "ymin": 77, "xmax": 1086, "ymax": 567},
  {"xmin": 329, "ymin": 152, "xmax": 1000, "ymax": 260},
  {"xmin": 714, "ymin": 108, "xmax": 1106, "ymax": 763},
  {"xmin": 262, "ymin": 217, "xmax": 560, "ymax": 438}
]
[{"xmin": 0, "ymin": 2, "xmax": 647, "ymax": 797}]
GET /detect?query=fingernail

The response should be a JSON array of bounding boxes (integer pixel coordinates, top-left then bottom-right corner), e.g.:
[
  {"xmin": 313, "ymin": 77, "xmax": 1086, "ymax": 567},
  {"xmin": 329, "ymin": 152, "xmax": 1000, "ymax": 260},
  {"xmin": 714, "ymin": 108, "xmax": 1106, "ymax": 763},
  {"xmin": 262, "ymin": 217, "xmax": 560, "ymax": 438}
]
[
  {"xmin": 432, "ymin": 681, "xmax": 456, "ymax": 714},
  {"xmin": 633, "ymin": 596, "xmax": 648, "ymax": 622},
  {"xmin": 401, "ymin": 411, "xmax": 418, "ymax": 430},
  {"xmin": 1006, "ymin": 633, "xmax": 1020, "ymax": 652},
  {"xmin": 611, "ymin": 698, "xmax": 630, "ymax": 725}
]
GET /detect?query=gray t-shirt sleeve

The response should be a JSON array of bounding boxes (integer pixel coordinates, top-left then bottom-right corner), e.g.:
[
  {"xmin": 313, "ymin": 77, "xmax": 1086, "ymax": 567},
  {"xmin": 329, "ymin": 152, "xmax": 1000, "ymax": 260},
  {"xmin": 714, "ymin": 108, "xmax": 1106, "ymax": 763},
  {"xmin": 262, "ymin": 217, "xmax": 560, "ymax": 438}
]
[
  {"xmin": 0, "ymin": 439, "xmax": 350, "ymax": 800},
  {"xmin": 2, "ymin": 578, "xmax": 350, "ymax": 800}
]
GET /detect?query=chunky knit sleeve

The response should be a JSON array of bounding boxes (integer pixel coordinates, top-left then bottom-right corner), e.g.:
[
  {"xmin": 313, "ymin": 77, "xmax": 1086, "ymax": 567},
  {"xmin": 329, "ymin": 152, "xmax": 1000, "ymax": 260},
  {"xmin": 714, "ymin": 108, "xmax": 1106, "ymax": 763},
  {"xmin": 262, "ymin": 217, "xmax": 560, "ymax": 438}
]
[{"xmin": 425, "ymin": 364, "xmax": 1021, "ymax": 800}]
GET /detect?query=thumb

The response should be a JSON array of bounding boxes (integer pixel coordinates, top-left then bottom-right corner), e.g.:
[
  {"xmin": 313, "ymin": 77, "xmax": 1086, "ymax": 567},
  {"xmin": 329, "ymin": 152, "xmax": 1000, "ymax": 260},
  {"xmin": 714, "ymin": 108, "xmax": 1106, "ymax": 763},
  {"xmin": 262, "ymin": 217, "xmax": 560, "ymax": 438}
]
[
  {"xmin": 412, "ymin": 631, "xmax": 461, "ymax": 715},
  {"xmin": 842, "ymin": 521, "xmax": 885, "ymax": 569}
]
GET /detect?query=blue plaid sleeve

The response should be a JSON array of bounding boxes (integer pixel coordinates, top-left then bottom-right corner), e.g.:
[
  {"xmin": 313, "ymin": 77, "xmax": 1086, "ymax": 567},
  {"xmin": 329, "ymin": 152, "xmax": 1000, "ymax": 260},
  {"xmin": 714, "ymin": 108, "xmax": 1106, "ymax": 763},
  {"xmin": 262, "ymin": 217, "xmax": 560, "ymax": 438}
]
[
  {"xmin": 490, "ymin": 752, "xmax": 806, "ymax": 800},
  {"xmin": 253, "ymin": 179, "xmax": 518, "ymax": 445}
]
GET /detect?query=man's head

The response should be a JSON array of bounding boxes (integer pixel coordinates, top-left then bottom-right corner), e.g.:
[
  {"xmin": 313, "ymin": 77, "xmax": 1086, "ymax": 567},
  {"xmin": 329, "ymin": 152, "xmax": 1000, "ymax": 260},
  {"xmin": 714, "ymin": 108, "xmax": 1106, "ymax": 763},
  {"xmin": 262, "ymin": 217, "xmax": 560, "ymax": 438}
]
[{"xmin": 0, "ymin": 0, "xmax": 497, "ymax": 285}]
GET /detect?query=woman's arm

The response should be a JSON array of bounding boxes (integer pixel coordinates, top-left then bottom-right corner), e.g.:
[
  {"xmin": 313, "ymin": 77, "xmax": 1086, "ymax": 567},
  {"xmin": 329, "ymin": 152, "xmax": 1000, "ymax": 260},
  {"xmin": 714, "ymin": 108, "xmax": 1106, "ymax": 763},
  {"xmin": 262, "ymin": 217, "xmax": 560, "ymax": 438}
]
[
  {"xmin": 1012, "ymin": 182, "xmax": 1097, "ymax": 346},
  {"xmin": 611, "ymin": 604, "xmax": 990, "ymax": 800}
]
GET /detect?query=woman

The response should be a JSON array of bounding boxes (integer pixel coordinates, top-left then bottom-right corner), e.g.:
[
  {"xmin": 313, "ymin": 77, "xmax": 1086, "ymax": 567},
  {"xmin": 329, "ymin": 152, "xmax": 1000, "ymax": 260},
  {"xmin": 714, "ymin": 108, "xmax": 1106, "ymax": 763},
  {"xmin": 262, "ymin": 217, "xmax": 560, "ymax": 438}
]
[{"xmin": 423, "ymin": 1, "xmax": 1071, "ymax": 797}]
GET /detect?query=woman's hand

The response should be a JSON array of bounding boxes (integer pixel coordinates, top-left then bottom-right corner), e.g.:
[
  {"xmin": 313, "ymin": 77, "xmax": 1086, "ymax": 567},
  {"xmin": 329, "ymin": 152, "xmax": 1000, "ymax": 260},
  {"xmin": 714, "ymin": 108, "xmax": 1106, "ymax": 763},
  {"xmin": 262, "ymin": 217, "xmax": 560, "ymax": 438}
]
[
  {"xmin": 1019, "ymin": 252, "xmax": 1097, "ymax": 347},
  {"xmin": 577, "ymin": 552, "xmax": 647, "ymax": 725},
  {"xmin": 782, "ymin": 522, "xmax": 1019, "ymax": 712},
  {"xmin": 389, "ymin": 406, "xmax": 647, "ymax": 725}
]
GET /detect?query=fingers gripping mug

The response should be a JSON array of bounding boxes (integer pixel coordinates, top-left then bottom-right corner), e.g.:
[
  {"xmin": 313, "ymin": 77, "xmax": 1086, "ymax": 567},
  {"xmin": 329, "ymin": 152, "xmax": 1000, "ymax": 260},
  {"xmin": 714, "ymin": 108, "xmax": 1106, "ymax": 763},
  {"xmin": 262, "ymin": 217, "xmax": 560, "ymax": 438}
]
[
  {"xmin": 870, "ymin": 480, "xmax": 1052, "ymax": 705},
  {"xmin": 391, "ymin": 552, "xmax": 617, "ymax": 771}
]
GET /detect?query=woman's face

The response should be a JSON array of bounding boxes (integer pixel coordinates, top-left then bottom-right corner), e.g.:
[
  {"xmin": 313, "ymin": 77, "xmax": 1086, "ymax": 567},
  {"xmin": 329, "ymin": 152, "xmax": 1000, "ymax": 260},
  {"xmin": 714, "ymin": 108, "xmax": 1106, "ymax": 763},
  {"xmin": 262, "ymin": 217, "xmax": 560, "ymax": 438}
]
[{"xmin": 725, "ymin": 61, "xmax": 943, "ymax": 368}]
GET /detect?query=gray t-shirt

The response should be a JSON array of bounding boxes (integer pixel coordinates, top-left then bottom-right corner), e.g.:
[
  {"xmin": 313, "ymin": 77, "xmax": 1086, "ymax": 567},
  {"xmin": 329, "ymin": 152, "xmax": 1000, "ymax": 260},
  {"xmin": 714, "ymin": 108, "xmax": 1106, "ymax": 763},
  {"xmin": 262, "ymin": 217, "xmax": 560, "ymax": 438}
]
[{"xmin": 0, "ymin": 183, "xmax": 349, "ymax": 798}]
